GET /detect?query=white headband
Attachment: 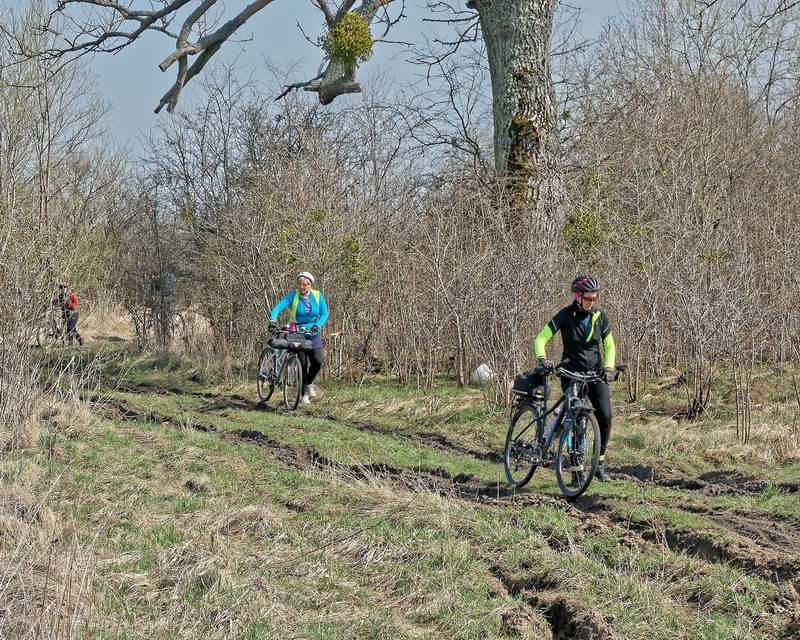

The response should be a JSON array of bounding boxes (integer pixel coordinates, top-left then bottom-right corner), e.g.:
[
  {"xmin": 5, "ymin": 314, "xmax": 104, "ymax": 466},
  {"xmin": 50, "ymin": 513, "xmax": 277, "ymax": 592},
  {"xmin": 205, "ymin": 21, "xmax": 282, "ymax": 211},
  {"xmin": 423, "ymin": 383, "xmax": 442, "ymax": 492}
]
[{"xmin": 296, "ymin": 271, "xmax": 315, "ymax": 284}]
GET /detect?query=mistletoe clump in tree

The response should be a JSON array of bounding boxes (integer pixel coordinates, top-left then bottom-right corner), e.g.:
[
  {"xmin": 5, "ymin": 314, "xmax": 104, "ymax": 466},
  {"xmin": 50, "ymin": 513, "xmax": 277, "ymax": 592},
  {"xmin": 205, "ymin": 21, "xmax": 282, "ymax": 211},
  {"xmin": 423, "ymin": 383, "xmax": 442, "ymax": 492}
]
[{"xmin": 323, "ymin": 11, "xmax": 373, "ymax": 72}]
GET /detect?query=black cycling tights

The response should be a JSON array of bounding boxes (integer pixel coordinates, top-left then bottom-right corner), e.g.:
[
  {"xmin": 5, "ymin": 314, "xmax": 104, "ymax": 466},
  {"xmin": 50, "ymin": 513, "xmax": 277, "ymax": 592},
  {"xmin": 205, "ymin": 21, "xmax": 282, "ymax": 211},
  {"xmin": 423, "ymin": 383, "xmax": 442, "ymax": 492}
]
[
  {"xmin": 561, "ymin": 379, "xmax": 613, "ymax": 457},
  {"xmin": 298, "ymin": 348, "xmax": 324, "ymax": 388}
]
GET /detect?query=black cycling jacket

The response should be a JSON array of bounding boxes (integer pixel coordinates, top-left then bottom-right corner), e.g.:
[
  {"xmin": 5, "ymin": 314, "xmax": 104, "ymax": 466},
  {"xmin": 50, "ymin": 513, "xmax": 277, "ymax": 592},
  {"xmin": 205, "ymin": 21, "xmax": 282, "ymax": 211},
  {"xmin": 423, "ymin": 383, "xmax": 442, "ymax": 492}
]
[{"xmin": 534, "ymin": 302, "xmax": 616, "ymax": 373}]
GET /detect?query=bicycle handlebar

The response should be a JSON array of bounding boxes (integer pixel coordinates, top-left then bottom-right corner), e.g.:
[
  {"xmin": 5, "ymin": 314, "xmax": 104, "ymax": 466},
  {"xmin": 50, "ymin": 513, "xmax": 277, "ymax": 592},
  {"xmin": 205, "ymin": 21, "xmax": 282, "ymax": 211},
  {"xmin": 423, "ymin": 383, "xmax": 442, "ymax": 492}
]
[
  {"xmin": 536, "ymin": 363, "xmax": 626, "ymax": 383},
  {"xmin": 269, "ymin": 324, "xmax": 319, "ymax": 338},
  {"xmin": 556, "ymin": 368, "xmax": 604, "ymax": 383}
]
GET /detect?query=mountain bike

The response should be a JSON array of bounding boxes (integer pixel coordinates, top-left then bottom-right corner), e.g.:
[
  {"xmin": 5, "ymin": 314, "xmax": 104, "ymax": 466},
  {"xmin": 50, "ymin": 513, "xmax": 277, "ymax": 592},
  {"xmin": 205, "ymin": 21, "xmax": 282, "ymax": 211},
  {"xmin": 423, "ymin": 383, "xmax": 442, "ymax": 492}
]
[
  {"xmin": 36, "ymin": 308, "xmax": 68, "ymax": 348},
  {"xmin": 504, "ymin": 363, "xmax": 626, "ymax": 499},
  {"xmin": 256, "ymin": 325, "xmax": 317, "ymax": 410}
]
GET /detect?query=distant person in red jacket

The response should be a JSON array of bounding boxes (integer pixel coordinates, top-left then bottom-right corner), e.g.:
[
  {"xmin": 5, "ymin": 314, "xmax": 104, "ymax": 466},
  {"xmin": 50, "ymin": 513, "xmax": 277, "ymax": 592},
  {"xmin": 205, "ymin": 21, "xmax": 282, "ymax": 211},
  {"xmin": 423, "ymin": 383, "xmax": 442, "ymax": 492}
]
[{"xmin": 52, "ymin": 283, "xmax": 83, "ymax": 346}]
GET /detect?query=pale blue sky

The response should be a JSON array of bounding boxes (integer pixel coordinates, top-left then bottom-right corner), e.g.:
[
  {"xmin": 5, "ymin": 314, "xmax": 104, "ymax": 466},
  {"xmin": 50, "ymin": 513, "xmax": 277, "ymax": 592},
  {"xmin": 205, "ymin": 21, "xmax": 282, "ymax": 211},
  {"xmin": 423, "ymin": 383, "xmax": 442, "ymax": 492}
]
[{"xmin": 4, "ymin": 1, "xmax": 622, "ymax": 146}]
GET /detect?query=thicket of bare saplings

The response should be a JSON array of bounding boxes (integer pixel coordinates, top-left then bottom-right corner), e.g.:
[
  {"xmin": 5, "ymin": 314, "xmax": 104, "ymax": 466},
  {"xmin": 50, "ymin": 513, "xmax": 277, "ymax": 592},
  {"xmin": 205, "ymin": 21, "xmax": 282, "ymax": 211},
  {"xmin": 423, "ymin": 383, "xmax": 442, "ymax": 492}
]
[
  {"xmin": 2, "ymin": 0, "xmax": 800, "ymax": 423},
  {"xmin": 565, "ymin": 0, "xmax": 800, "ymax": 428},
  {"xmin": 0, "ymin": 12, "xmax": 118, "ymax": 635},
  {"xmin": 0, "ymin": 12, "xmax": 120, "ymax": 447},
  {"xmin": 114, "ymin": 2, "xmax": 799, "ymax": 427}
]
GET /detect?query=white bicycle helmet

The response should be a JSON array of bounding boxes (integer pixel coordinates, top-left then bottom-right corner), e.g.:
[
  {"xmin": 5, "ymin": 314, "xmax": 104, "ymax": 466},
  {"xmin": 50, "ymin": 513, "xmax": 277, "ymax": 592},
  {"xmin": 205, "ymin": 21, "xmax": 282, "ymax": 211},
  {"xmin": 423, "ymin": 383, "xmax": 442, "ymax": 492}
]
[{"xmin": 296, "ymin": 271, "xmax": 315, "ymax": 284}]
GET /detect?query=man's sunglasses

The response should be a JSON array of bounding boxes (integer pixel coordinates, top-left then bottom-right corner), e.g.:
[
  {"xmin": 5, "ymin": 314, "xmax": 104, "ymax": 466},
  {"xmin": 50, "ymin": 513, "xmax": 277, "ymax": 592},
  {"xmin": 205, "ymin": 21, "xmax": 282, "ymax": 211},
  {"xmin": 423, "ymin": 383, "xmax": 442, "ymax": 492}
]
[{"xmin": 581, "ymin": 294, "xmax": 598, "ymax": 302}]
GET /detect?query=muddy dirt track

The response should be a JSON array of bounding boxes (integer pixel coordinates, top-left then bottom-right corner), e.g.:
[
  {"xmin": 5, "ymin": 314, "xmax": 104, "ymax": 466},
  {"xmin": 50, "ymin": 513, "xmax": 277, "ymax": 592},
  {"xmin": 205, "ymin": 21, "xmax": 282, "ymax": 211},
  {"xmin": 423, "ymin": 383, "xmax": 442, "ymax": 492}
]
[{"xmin": 94, "ymin": 384, "xmax": 800, "ymax": 639}]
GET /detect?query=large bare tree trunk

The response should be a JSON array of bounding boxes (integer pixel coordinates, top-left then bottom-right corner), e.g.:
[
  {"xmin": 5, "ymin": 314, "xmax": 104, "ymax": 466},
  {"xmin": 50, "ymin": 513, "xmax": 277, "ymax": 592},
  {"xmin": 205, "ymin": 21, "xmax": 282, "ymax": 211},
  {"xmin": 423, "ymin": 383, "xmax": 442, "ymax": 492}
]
[{"xmin": 470, "ymin": 0, "xmax": 567, "ymax": 240}]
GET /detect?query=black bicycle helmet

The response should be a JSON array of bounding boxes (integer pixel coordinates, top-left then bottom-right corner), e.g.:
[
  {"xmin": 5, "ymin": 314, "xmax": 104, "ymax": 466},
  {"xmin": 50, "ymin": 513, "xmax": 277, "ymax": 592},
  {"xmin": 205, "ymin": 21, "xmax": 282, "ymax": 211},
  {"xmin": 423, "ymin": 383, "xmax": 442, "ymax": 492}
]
[{"xmin": 571, "ymin": 274, "xmax": 601, "ymax": 294}]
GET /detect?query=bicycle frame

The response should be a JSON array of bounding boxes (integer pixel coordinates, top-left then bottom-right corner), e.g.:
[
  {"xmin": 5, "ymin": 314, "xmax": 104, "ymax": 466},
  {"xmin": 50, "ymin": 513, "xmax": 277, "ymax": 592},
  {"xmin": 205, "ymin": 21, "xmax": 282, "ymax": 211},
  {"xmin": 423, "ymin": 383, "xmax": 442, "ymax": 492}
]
[
  {"xmin": 259, "ymin": 324, "xmax": 320, "ymax": 408},
  {"xmin": 514, "ymin": 372, "xmax": 596, "ymax": 455},
  {"xmin": 38, "ymin": 309, "xmax": 68, "ymax": 346},
  {"xmin": 270, "ymin": 347, "xmax": 290, "ymax": 378}
]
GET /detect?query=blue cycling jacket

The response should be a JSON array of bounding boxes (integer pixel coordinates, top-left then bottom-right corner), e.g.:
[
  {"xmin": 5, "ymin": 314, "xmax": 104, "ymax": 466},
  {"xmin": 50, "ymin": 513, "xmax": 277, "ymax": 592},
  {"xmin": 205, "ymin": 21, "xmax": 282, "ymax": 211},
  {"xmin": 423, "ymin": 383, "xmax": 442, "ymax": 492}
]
[{"xmin": 270, "ymin": 289, "xmax": 329, "ymax": 331}]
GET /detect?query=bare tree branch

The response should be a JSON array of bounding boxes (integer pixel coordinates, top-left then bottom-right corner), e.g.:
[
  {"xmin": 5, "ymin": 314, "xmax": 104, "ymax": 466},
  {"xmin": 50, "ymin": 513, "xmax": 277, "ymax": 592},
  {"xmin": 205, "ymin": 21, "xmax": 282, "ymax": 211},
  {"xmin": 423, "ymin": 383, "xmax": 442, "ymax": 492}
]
[
  {"xmin": 19, "ymin": 0, "xmax": 276, "ymax": 113},
  {"xmin": 313, "ymin": 0, "xmax": 338, "ymax": 27},
  {"xmin": 278, "ymin": 0, "xmax": 399, "ymax": 105}
]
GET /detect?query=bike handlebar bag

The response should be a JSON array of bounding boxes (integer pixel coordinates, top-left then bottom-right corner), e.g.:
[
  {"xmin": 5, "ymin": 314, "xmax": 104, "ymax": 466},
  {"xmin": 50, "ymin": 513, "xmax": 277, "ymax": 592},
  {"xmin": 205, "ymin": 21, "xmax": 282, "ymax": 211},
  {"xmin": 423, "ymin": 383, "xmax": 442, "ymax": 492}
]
[
  {"xmin": 285, "ymin": 332, "xmax": 314, "ymax": 350},
  {"xmin": 512, "ymin": 369, "xmax": 546, "ymax": 398},
  {"xmin": 268, "ymin": 336, "xmax": 290, "ymax": 349}
]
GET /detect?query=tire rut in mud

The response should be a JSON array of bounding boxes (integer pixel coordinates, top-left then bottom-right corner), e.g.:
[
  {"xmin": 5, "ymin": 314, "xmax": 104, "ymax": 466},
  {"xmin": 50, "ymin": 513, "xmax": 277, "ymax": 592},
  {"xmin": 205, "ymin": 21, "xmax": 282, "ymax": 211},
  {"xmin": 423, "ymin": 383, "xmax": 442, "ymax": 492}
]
[
  {"xmin": 96, "ymin": 396, "xmax": 513, "ymax": 502},
  {"xmin": 101, "ymin": 390, "xmax": 798, "ymax": 561},
  {"xmin": 92, "ymin": 379, "xmax": 800, "ymax": 492},
  {"xmin": 489, "ymin": 564, "xmax": 619, "ymax": 640},
  {"xmin": 608, "ymin": 463, "xmax": 800, "ymax": 496},
  {"xmin": 105, "ymin": 379, "xmax": 504, "ymax": 464},
  {"xmin": 492, "ymin": 500, "xmax": 800, "ymax": 639},
  {"xmin": 310, "ymin": 410, "xmax": 503, "ymax": 464},
  {"xmin": 110, "ymin": 380, "xmax": 257, "ymax": 412},
  {"xmin": 99, "ymin": 395, "xmax": 633, "ymax": 521},
  {"xmin": 575, "ymin": 493, "xmax": 800, "ymax": 586},
  {"xmin": 108, "ymin": 380, "xmax": 800, "ymax": 507}
]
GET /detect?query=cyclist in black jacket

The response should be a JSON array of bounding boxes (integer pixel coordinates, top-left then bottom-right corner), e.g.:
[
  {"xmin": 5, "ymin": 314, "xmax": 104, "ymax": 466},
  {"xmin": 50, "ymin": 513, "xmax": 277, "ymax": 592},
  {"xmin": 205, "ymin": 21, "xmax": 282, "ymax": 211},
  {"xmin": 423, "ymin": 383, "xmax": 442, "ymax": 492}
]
[{"xmin": 534, "ymin": 275, "xmax": 617, "ymax": 481}]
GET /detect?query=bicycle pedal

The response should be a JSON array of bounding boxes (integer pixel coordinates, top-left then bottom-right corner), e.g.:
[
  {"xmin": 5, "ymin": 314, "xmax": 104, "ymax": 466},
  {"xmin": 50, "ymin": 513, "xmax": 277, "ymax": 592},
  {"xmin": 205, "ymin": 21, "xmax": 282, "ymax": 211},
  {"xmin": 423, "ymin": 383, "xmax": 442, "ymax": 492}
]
[
  {"xmin": 526, "ymin": 446, "xmax": 542, "ymax": 465},
  {"xmin": 513, "ymin": 444, "xmax": 539, "ymax": 464},
  {"xmin": 527, "ymin": 451, "xmax": 542, "ymax": 465}
]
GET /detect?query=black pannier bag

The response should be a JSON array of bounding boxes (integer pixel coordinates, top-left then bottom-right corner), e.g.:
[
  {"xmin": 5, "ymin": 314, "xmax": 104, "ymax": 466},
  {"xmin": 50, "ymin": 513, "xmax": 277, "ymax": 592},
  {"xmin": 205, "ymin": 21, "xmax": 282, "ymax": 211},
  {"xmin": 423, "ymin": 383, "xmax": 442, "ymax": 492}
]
[
  {"xmin": 268, "ymin": 336, "xmax": 290, "ymax": 349},
  {"xmin": 270, "ymin": 333, "xmax": 313, "ymax": 351},
  {"xmin": 512, "ymin": 368, "xmax": 546, "ymax": 398}
]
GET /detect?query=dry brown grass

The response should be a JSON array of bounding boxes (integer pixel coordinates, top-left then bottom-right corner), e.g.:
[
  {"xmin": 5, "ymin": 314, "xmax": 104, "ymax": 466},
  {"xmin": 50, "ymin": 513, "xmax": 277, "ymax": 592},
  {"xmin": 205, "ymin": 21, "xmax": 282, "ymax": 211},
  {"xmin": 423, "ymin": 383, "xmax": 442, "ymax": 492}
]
[
  {"xmin": 0, "ymin": 334, "xmax": 106, "ymax": 639},
  {"xmin": 0, "ymin": 464, "xmax": 96, "ymax": 639},
  {"xmin": 80, "ymin": 299, "xmax": 134, "ymax": 342},
  {"xmin": 0, "ymin": 348, "xmax": 45, "ymax": 451},
  {"xmin": 217, "ymin": 505, "xmax": 282, "ymax": 537}
]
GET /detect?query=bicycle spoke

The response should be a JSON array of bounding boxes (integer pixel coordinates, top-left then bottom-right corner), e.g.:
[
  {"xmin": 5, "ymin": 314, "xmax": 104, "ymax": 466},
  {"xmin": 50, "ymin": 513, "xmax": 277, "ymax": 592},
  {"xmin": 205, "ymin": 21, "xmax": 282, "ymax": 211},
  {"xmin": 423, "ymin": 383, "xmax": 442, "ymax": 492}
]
[
  {"xmin": 257, "ymin": 349, "xmax": 278, "ymax": 402},
  {"xmin": 555, "ymin": 413, "xmax": 600, "ymax": 499},
  {"xmin": 504, "ymin": 403, "xmax": 542, "ymax": 488}
]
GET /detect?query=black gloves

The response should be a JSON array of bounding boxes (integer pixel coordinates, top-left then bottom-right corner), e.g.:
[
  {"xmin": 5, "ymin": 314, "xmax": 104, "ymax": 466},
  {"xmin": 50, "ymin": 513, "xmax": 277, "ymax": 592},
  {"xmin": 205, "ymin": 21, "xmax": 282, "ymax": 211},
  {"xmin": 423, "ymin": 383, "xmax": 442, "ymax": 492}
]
[
  {"xmin": 604, "ymin": 368, "xmax": 616, "ymax": 383},
  {"xmin": 538, "ymin": 357, "xmax": 554, "ymax": 370}
]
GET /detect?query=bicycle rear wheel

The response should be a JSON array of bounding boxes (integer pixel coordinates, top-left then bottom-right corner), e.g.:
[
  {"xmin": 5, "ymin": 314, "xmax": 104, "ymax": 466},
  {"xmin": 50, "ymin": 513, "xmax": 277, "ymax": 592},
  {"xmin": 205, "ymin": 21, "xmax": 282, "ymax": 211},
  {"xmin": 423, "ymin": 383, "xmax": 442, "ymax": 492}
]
[
  {"xmin": 257, "ymin": 348, "xmax": 277, "ymax": 402},
  {"xmin": 282, "ymin": 354, "xmax": 303, "ymax": 410},
  {"xmin": 36, "ymin": 318, "xmax": 61, "ymax": 349},
  {"xmin": 503, "ymin": 403, "xmax": 541, "ymax": 489},
  {"xmin": 555, "ymin": 412, "xmax": 601, "ymax": 499}
]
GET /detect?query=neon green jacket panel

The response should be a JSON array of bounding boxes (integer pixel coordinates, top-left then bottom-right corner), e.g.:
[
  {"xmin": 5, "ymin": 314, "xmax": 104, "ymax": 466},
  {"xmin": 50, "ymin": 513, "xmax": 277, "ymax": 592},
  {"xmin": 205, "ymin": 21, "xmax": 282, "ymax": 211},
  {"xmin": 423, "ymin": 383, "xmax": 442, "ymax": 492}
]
[
  {"xmin": 534, "ymin": 324, "xmax": 554, "ymax": 359},
  {"xmin": 603, "ymin": 332, "xmax": 616, "ymax": 370}
]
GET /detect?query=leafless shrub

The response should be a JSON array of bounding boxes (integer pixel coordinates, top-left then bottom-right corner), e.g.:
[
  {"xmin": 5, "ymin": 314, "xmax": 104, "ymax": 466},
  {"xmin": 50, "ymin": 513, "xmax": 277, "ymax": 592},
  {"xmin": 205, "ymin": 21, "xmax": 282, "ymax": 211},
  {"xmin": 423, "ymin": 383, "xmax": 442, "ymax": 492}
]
[{"xmin": 564, "ymin": 0, "xmax": 800, "ymax": 419}]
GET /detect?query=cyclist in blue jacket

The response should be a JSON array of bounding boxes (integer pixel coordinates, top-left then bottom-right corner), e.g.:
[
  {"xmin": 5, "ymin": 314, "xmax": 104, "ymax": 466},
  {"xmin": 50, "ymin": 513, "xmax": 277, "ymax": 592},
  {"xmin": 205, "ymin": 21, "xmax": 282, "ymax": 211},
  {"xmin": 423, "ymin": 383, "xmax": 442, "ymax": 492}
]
[{"xmin": 269, "ymin": 271, "xmax": 329, "ymax": 404}]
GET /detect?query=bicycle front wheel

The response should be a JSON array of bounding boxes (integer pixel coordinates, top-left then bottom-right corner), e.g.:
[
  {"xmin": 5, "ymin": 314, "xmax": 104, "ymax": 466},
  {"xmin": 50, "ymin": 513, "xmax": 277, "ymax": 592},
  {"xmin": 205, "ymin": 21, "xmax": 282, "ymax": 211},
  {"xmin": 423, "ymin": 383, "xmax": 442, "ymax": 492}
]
[
  {"xmin": 257, "ymin": 348, "xmax": 276, "ymax": 402},
  {"xmin": 35, "ymin": 324, "xmax": 51, "ymax": 349},
  {"xmin": 282, "ymin": 354, "xmax": 303, "ymax": 410},
  {"xmin": 170, "ymin": 312, "xmax": 188, "ymax": 343},
  {"xmin": 503, "ymin": 403, "xmax": 541, "ymax": 489},
  {"xmin": 555, "ymin": 411, "xmax": 601, "ymax": 499}
]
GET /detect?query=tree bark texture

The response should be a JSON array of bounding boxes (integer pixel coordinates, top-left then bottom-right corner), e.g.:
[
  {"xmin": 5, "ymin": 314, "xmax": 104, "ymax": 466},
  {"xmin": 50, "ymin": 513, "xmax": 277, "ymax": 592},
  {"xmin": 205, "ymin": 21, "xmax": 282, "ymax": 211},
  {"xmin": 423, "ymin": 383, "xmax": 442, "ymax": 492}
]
[{"xmin": 471, "ymin": 0, "xmax": 567, "ymax": 240}]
